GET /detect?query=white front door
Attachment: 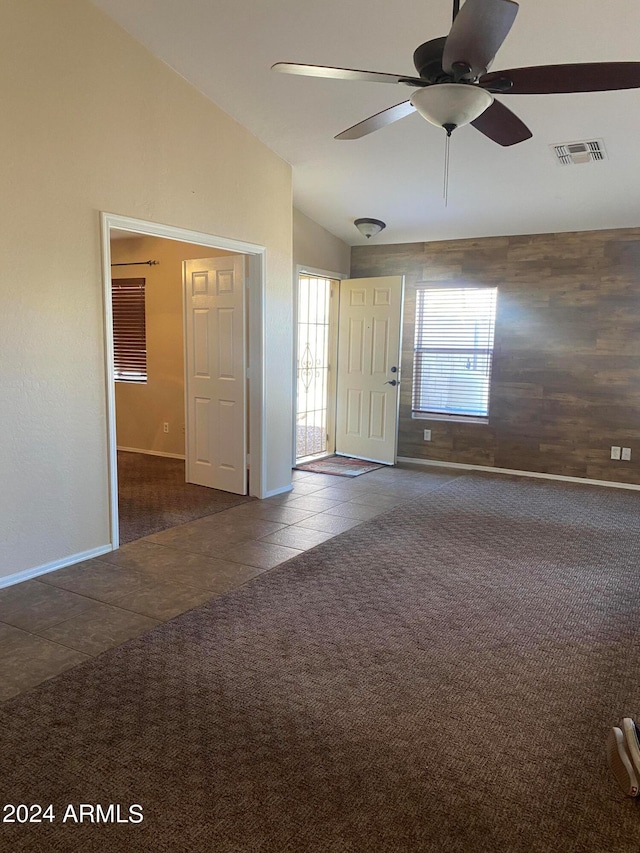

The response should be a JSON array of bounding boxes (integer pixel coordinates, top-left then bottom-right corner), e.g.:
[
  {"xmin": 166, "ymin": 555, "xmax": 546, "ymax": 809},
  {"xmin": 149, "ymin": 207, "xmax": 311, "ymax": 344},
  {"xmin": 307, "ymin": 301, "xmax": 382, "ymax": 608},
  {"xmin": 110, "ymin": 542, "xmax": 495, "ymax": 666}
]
[
  {"xmin": 184, "ymin": 255, "xmax": 247, "ymax": 494},
  {"xmin": 335, "ymin": 276, "xmax": 403, "ymax": 465}
]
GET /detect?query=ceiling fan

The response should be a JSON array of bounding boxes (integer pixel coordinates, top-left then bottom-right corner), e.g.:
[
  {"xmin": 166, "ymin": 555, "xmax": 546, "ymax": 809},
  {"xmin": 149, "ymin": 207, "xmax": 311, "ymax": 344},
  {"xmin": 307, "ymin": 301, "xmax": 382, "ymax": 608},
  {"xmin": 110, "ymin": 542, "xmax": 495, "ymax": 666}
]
[{"xmin": 272, "ymin": 0, "xmax": 640, "ymax": 146}]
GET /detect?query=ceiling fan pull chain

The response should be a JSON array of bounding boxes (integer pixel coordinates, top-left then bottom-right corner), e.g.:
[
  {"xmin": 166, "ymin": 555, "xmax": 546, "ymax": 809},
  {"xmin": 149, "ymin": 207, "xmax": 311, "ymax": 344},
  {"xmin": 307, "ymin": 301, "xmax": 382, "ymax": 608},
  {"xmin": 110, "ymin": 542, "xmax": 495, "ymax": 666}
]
[{"xmin": 443, "ymin": 132, "xmax": 451, "ymax": 207}]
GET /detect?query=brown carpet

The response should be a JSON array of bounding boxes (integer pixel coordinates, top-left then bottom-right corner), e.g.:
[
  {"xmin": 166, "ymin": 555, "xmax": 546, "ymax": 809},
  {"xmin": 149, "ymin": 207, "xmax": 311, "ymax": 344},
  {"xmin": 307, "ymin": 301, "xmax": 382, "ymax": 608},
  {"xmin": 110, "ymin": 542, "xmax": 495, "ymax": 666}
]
[
  {"xmin": 117, "ymin": 451, "xmax": 253, "ymax": 544},
  {"xmin": 2, "ymin": 473, "xmax": 640, "ymax": 851}
]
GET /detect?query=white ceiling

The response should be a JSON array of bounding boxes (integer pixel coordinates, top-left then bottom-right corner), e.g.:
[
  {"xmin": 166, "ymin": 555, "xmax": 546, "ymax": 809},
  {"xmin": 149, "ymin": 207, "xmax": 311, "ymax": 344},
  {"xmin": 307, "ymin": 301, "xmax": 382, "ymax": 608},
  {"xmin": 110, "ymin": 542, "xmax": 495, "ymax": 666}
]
[{"xmin": 91, "ymin": 0, "xmax": 640, "ymax": 246}]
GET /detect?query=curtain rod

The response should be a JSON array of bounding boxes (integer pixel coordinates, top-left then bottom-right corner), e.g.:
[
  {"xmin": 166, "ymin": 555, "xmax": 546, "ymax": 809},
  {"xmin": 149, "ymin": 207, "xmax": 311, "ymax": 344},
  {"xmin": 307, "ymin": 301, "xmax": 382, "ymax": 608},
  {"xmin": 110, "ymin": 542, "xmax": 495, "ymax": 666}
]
[{"xmin": 111, "ymin": 260, "xmax": 159, "ymax": 267}]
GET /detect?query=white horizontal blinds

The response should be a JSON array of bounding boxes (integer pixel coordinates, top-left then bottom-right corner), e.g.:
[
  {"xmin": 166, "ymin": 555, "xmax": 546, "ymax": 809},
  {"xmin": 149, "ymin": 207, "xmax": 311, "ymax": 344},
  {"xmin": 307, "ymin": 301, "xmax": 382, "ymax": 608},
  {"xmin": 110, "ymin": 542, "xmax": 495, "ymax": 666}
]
[
  {"xmin": 413, "ymin": 287, "xmax": 497, "ymax": 418},
  {"xmin": 112, "ymin": 278, "xmax": 147, "ymax": 383}
]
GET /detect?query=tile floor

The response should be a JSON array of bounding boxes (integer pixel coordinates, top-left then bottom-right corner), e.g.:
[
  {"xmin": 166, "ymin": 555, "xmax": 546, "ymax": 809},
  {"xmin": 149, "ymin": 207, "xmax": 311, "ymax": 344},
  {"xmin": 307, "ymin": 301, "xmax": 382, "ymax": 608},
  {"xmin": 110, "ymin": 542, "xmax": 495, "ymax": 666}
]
[{"xmin": 0, "ymin": 464, "xmax": 460, "ymax": 702}]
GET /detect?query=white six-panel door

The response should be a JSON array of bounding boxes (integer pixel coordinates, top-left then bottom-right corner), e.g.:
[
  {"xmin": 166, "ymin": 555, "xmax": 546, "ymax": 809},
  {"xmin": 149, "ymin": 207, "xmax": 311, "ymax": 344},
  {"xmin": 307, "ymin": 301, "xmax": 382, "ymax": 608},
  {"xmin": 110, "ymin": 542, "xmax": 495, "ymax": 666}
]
[
  {"xmin": 184, "ymin": 255, "xmax": 247, "ymax": 494},
  {"xmin": 335, "ymin": 276, "xmax": 403, "ymax": 465}
]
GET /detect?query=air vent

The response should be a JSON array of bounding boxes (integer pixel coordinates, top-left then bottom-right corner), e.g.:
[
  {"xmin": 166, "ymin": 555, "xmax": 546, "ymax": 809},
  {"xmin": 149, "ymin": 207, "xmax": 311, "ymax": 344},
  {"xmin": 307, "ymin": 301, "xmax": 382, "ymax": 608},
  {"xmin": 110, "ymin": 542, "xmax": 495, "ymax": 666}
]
[{"xmin": 551, "ymin": 139, "xmax": 607, "ymax": 166}]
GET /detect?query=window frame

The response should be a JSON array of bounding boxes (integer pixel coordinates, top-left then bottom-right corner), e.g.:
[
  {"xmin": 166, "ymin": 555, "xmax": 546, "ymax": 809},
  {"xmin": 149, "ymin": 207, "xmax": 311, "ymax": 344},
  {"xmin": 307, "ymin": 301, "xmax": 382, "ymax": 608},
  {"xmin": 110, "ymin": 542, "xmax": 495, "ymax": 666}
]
[{"xmin": 411, "ymin": 285, "xmax": 497, "ymax": 422}]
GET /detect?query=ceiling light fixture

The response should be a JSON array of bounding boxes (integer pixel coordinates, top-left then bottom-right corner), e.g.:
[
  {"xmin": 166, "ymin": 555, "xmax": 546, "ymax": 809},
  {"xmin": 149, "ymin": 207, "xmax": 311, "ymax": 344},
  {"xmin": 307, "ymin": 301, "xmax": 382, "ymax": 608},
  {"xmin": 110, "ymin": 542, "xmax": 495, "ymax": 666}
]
[
  {"xmin": 354, "ymin": 218, "xmax": 386, "ymax": 239},
  {"xmin": 410, "ymin": 83, "xmax": 494, "ymax": 137}
]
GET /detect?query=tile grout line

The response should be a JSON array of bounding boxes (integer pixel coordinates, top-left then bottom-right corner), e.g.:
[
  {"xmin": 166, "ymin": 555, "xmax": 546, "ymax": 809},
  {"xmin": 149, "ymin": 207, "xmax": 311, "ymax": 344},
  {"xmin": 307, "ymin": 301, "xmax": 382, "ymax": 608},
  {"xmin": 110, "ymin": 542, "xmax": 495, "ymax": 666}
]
[{"xmin": 0, "ymin": 621, "xmax": 94, "ymax": 660}]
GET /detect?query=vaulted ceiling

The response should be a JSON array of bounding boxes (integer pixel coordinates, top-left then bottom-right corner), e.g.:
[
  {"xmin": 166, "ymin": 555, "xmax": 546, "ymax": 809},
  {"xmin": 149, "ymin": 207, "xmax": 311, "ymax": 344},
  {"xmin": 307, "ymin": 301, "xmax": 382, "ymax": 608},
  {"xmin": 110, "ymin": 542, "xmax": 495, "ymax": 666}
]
[{"xmin": 92, "ymin": 0, "xmax": 640, "ymax": 246}]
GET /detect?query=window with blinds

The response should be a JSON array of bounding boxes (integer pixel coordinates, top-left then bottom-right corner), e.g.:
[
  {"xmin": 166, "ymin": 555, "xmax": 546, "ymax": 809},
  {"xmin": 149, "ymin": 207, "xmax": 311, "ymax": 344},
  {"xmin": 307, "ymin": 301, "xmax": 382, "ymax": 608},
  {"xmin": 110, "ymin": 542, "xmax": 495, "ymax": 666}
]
[
  {"xmin": 112, "ymin": 278, "xmax": 147, "ymax": 383},
  {"xmin": 412, "ymin": 287, "xmax": 497, "ymax": 419}
]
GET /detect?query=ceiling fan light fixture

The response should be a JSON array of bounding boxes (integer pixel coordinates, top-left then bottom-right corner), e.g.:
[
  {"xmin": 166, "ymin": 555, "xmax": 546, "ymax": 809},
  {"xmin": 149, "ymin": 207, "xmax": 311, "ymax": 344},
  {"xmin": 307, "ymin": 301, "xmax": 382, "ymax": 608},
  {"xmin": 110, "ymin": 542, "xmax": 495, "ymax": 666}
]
[
  {"xmin": 354, "ymin": 218, "xmax": 386, "ymax": 239},
  {"xmin": 410, "ymin": 83, "xmax": 494, "ymax": 132}
]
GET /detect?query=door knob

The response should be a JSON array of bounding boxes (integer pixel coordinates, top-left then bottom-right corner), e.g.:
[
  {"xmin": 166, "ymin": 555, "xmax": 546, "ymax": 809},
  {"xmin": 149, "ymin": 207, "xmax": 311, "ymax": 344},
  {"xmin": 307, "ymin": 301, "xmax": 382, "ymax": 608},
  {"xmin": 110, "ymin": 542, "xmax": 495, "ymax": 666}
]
[{"xmin": 384, "ymin": 379, "xmax": 397, "ymax": 386}]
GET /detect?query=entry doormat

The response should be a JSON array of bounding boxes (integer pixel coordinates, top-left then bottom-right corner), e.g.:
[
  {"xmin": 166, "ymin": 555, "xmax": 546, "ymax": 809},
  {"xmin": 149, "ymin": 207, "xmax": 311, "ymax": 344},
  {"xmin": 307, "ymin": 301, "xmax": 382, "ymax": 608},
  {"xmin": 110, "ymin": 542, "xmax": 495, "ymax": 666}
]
[{"xmin": 295, "ymin": 455, "xmax": 385, "ymax": 477}]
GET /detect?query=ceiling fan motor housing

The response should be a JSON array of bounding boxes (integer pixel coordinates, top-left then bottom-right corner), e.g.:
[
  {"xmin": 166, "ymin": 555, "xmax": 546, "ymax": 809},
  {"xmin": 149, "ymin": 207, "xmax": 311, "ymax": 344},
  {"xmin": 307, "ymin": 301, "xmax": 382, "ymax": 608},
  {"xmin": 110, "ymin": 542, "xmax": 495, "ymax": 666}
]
[{"xmin": 413, "ymin": 37, "xmax": 448, "ymax": 82}]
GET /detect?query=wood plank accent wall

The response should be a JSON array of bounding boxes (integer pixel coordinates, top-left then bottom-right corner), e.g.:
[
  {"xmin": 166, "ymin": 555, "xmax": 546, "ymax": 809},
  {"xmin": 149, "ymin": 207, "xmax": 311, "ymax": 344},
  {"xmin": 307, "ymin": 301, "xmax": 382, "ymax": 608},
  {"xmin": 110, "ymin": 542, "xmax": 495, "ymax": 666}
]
[{"xmin": 351, "ymin": 228, "xmax": 640, "ymax": 485}]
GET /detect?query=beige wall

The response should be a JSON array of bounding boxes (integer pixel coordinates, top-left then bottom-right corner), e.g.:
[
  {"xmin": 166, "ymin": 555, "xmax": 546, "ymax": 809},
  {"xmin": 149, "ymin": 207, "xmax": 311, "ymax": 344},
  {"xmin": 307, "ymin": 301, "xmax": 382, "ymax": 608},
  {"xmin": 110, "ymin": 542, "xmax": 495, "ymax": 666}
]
[
  {"xmin": 352, "ymin": 229, "xmax": 640, "ymax": 486},
  {"xmin": 0, "ymin": 0, "xmax": 293, "ymax": 581},
  {"xmin": 111, "ymin": 237, "xmax": 236, "ymax": 457},
  {"xmin": 293, "ymin": 209, "xmax": 350, "ymax": 277}
]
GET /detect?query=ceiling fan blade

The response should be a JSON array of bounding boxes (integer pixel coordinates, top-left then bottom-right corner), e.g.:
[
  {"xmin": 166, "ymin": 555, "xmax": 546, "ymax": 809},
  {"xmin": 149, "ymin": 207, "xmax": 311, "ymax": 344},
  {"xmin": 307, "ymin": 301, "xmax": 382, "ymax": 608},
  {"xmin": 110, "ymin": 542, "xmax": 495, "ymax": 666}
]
[
  {"xmin": 443, "ymin": 0, "xmax": 518, "ymax": 79},
  {"xmin": 335, "ymin": 101, "xmax": 417, "ymax": 140},
  {"xmin": 470, "ymin": 99, "xmax": 532, "ymax": 146},
  {"xmin": 271, "ymin": 62, "xmax": 426, "ymax": 88},
  {"xmin": 480, "ymin": 62, "xmax": 640, "ymax": 94}
]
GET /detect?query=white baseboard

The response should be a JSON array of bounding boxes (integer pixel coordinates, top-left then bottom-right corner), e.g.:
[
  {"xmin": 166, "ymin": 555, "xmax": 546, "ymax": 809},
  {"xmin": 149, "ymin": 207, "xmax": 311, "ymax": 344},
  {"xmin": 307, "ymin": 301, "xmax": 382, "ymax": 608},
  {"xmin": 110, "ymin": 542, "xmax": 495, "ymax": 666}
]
[
  {"xmin": 0, "ymin": 544, "xmax": 114, "ymax": 590},
  {"xmin": 396, "ymin": 456, "xmax": 640, "ymax": 492},
  {"xmin": 264, "ymin": 484, "xmax": 294, "ymax": 498},
  {"xmin": 117, "ymin": 446, "xmax": 186, "ymax": 460}
]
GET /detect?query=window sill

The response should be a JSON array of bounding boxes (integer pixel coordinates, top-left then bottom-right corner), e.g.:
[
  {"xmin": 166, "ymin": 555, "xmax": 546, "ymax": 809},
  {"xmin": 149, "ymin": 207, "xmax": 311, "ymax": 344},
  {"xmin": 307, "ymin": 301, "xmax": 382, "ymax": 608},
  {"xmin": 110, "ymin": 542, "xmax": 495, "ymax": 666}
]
[{"xmin": 411, "ymin": 412, "xmax": 489, "ymax": 425}]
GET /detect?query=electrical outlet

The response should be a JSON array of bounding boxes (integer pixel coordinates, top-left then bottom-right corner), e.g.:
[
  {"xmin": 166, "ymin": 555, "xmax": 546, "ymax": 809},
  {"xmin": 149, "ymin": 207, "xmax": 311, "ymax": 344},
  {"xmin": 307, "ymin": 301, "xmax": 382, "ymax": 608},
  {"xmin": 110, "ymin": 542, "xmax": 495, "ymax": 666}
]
[
  {"xmin": 423, "ymin": 429, "xmax": 432, "ymax": 441},
  {"xmin": 622, "ymin": 447, "xmax": 632, "ymax": 461},
  {"xmin": 163, "ymin": 422, "xmax": 169, "ymax": 434},
  {"xmin": 611, "ymin": 446, "xmax": 621, "ymax": 460}
]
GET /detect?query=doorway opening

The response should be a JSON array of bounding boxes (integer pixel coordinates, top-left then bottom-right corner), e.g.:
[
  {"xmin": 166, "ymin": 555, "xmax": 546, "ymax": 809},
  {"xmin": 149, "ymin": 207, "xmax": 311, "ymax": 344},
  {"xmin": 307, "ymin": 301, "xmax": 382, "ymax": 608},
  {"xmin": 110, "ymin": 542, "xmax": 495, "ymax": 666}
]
[
  {"xmin": 295, "ymin": 272, "xmax": 339, "ymax": 464},
  {"xmin": 109, "ymin": 234, "xmax": 251, "ymax": 545},
  {"xmin": 102, "ymin": 213, "xmax": 266, "ymax": 551}
]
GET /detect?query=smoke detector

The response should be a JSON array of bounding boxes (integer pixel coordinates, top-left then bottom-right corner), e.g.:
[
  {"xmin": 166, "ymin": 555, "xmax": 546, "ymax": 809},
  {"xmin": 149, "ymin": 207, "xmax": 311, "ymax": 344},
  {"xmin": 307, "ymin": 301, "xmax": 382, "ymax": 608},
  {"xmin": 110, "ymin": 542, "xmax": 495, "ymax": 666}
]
[{"xmin": 551, "ymin": 139, "xmax": 607, "ymax": 166}]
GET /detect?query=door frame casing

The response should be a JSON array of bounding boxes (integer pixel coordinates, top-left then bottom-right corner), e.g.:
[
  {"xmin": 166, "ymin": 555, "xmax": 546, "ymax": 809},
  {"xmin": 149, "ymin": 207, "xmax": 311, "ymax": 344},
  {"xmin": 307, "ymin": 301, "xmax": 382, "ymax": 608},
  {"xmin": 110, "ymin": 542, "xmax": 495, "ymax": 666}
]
[
  {"xmin": 293, "ymin": 265, "xmax": 346, "ymax": 465},
  {"xmin": 101, "ymin": 212, "xmax": 266, "ymax": 550}
]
